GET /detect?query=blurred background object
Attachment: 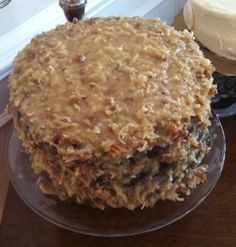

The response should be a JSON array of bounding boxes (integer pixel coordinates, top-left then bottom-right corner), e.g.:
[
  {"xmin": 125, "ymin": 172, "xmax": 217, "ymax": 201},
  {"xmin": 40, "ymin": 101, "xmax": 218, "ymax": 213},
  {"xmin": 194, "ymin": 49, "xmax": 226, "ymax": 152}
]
[
  {"xmin": 0, "ymin": 0, "xmax": 11, "ymax": 9},
  {"xmin": 59, "ymin": 0, "xmax": 87, "ymax": 21}
]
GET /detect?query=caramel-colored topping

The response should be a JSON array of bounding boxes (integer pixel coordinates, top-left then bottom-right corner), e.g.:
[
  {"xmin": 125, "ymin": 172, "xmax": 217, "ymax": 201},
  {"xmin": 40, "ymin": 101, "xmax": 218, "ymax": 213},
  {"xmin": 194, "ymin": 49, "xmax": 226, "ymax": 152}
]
[{"xmin": 9, "ymin": 17, "xmax": 214, "ymax": 158}]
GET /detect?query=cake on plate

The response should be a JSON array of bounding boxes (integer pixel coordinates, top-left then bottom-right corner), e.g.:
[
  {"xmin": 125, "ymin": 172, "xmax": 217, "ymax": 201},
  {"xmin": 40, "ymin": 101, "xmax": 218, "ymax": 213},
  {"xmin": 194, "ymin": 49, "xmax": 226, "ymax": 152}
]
[{"xmin": 9, "ymin": 17, "xmax": 216, "ymax": 210}]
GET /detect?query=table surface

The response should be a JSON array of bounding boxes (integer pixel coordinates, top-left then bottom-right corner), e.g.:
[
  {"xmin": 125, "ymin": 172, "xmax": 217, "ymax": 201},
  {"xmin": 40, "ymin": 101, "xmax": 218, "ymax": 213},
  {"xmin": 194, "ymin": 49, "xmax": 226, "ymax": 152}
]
[{"xmin": 1, "ymin": 13, "xmax": 236, "ymax": 247}]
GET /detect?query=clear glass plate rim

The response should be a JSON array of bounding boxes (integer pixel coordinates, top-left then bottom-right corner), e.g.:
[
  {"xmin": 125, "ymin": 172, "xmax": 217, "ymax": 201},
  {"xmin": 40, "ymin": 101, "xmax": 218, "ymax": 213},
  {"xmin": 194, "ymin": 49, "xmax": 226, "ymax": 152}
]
[{"xmin": 5, "ymin": 114, "xmax": 226, "ymax": 237}]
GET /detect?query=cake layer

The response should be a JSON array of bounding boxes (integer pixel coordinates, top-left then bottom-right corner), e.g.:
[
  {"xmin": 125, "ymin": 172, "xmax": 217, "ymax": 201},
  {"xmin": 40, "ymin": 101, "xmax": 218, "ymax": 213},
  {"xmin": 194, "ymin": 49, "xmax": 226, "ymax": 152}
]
[{"xmin": 16, "ymin": 109, "xmax": 210, "ymax": 210}]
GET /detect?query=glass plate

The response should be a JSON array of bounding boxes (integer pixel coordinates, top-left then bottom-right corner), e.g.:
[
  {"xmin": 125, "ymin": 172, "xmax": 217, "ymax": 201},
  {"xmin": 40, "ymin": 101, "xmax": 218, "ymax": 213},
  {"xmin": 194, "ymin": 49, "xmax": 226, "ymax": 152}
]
[{"xmin": 6, "ymin": 115, "xmax": 226, "ymax": 237}]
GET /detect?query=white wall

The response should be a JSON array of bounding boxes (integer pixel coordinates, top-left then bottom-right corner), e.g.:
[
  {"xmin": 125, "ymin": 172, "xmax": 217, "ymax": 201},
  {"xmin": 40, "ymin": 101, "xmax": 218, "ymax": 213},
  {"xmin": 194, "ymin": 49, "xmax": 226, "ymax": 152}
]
[
  {"xmin": 0, "ymin": 0, "xmax": 187, "ymax": 37},
  {"xmin": 95, "ymin": 0, "xmax": 187, "ymax": 24},
  {"xmin": 0, "ymin": 0, "xmax": 57, "ymax": 37}
]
